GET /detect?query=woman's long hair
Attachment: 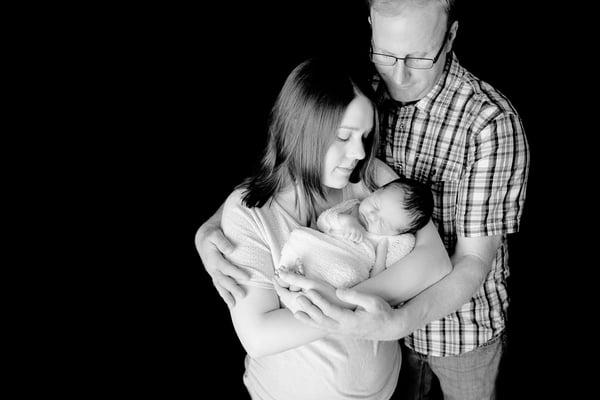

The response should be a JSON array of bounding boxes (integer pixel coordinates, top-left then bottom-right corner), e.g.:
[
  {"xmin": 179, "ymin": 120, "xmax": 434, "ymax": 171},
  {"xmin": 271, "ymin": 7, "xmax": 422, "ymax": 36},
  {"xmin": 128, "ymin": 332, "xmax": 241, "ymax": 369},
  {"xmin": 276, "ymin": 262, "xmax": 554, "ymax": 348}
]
[{"xmin": 240, "ymin": 58, "xmax": 380, "ymax": 223}]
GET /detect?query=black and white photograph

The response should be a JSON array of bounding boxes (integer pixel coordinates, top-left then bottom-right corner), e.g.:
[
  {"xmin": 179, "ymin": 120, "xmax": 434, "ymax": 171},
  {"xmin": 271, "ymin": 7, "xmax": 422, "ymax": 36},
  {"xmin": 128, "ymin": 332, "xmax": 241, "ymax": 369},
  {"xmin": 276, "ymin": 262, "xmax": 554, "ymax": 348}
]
[{"xmin": 107, "ymin": 0, "xmax": 589, "ymax": 398}]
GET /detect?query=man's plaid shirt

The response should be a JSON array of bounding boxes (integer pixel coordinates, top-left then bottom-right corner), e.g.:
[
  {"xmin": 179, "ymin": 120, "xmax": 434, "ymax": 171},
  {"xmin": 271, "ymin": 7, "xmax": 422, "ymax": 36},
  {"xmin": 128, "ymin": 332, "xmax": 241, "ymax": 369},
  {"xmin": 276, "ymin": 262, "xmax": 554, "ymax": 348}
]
[{"xmin": 375, "ymin": 53, "xmax": 529, "ymax": 356}]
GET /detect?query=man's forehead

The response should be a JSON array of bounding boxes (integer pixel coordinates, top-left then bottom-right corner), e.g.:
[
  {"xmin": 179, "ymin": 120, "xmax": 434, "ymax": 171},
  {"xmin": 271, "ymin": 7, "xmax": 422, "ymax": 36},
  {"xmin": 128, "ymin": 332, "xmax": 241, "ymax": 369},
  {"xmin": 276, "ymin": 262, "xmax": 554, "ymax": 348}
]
[{"xmin": 369, "ymin": 2, "xmax": 447, "ymax": 33}]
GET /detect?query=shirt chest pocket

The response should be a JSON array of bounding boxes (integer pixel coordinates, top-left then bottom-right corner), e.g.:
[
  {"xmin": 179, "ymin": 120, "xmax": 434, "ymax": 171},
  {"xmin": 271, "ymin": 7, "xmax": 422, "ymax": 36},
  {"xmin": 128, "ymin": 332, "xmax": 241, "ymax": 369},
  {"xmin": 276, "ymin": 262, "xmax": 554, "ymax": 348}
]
[{"xmin": 406, "ymin": 147, "xmax": 464, "ymax": 185}]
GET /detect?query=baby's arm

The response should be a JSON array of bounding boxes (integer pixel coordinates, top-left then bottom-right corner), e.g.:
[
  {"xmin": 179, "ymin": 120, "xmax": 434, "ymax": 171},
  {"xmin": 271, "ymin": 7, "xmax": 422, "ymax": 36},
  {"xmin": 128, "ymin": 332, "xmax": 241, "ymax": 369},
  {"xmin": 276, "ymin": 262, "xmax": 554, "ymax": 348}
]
[
  {"xmin": 317, "ymin": 199, "xmax": 365, "ymax": 243},
  {"xmin": 371, "ymin": 239, "xmax": 388, "ymax": 277},
  {"xmin": 334, "ymin": 214, "xmax": 366, "ymax": 243}
]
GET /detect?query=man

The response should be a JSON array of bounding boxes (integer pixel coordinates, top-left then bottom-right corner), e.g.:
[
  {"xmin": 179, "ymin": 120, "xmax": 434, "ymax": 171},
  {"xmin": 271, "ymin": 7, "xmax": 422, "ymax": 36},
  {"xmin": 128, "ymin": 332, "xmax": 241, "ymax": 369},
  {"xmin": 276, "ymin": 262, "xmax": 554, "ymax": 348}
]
[{"xmin": 196, "ymin": 1, "xmax": 529, "ymax": 398}]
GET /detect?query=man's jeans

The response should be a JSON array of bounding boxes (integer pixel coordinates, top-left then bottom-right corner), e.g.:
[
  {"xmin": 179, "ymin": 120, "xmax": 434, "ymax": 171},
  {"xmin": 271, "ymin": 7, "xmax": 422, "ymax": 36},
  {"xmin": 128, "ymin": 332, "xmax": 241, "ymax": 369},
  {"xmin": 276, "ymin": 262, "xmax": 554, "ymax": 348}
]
[{"xmin": 392, "ymin": 333, "xmax": 505, "ymax": 400}]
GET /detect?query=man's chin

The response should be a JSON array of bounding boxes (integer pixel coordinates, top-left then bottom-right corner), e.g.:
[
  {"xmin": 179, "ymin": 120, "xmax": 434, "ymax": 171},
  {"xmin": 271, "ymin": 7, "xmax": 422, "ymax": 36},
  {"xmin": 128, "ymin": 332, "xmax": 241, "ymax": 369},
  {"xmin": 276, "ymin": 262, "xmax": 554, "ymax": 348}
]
[{"xmin": 389, "ymin": 91, "xmax": 418, "ymax": 104}]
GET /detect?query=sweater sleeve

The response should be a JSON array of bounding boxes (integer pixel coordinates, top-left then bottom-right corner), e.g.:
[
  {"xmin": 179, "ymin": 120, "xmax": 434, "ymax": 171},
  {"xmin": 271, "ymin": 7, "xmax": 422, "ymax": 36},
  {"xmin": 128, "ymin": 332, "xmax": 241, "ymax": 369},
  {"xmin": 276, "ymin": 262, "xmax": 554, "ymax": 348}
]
[{"xmin": 221, "ymin": 190, "xmax": 275, "ymax": 289}]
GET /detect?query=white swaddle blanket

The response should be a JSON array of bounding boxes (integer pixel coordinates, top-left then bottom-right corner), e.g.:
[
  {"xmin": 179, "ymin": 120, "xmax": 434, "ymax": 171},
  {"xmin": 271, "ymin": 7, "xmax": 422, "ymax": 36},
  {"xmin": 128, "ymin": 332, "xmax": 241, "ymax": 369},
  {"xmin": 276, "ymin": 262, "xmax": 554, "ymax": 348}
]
[{"xmin": 278, "ymin": 200, "xmax": 416, "ymax": 289}]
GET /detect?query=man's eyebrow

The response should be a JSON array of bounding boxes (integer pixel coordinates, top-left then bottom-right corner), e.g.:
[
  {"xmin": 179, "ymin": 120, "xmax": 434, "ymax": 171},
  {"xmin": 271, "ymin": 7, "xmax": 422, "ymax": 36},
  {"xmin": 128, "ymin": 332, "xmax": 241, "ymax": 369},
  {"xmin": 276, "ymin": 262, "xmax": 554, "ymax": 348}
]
[{"xmin": 372, "ymin": 45, "xmax": 431, "ymax": 58}]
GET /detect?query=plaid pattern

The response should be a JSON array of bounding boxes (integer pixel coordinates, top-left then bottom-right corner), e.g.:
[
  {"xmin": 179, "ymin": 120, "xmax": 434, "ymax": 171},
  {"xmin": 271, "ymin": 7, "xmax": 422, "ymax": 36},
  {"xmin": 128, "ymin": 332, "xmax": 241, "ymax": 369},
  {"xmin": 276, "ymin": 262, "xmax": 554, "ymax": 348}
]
[{"xmin": 375, "ymin": 53, "xmax": 529, "ymax": 356}]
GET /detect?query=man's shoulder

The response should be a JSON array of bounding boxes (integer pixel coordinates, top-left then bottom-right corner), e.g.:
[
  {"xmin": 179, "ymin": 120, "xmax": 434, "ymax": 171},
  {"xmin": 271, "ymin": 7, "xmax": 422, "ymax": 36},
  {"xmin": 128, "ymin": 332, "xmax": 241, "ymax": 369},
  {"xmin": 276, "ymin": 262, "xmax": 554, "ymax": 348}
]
[{"xmin": 454, "ymin": 65, "xmax": 520, "ymax": 119}]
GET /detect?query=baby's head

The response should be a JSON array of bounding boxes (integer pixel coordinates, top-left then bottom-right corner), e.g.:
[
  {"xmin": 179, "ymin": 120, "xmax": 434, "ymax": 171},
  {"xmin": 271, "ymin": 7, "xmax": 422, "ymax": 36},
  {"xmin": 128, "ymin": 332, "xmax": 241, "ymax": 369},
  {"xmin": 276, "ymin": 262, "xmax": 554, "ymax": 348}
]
[{"xmin": 358, "ymin": 177, "xmax": 433, "ymax": 235}]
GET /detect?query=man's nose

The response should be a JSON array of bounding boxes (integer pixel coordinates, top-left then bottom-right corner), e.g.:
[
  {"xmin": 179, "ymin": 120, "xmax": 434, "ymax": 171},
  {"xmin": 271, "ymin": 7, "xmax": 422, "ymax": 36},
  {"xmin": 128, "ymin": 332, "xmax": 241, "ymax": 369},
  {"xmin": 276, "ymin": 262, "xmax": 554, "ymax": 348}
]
[{"xmin": 391, "ymin": 60, "xmax": 409, "ymax": 85}]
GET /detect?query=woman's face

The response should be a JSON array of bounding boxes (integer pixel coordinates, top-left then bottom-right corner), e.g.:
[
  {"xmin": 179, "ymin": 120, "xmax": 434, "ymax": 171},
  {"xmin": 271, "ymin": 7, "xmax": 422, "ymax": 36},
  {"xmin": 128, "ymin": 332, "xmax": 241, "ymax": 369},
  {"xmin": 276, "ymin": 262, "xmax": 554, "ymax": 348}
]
[{"xmin": 322, "ymin": 94, "xmax": 373, "ymax": 189}]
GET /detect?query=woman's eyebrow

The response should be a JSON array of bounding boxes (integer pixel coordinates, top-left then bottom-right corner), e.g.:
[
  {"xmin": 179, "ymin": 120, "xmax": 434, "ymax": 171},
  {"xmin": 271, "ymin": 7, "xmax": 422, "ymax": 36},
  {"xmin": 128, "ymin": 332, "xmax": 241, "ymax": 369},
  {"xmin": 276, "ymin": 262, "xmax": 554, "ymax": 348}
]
[{"xmin": 338, "ymin": 126, "xmax": 362, "ymax": 132}]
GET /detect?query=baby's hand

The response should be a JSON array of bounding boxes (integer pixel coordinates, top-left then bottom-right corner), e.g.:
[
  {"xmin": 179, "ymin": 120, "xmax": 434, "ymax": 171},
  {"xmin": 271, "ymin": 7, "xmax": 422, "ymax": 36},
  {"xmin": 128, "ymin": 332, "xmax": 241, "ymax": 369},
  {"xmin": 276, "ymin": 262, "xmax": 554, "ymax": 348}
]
[
  {"xmin": 275, "ymin": 259, "xmax": 305, "ymax": 292},
  {"xmin": 343, "ymin": 227, "xmax": 364, "ymax": 243}
]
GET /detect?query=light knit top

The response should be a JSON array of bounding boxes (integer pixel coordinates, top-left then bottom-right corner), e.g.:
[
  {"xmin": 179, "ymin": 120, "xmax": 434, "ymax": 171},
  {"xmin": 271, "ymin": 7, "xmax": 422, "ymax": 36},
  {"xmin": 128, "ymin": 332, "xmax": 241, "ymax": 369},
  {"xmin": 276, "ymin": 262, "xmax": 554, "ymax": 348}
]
[{"xmin": 221, "ymin": 170, "xmax": 400, "ymax": 400}]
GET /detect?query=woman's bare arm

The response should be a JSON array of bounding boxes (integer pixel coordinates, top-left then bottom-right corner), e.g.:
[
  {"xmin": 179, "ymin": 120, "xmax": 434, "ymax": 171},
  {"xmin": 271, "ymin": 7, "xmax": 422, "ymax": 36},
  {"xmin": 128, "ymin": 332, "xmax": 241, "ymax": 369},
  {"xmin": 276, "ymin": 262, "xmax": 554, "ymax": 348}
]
[{"xmin": 230, "ymin": 284, "xmax": 327, "ymax": 358}]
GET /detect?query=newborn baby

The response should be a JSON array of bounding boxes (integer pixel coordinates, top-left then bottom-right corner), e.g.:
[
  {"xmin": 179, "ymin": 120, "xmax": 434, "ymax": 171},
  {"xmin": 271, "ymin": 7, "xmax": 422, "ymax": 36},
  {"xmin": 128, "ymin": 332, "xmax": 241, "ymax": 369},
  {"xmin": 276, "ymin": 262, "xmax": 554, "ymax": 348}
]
[{"xmin": 278, "ymin": 177, "xmax": 433, "ymax": 288}]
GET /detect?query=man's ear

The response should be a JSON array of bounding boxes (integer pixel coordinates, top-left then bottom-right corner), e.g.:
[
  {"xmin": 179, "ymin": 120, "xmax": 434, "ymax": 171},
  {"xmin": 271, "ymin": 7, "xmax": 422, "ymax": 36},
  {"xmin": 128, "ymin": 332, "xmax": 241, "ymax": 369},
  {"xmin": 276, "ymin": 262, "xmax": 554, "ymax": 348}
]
[
  {"xmin": 447, "ymin": 20, "xmax": 459, "ymax": 50},
  {"xmin": 368, "ymin": 15, "xmax": 372, "ymax": 25}
]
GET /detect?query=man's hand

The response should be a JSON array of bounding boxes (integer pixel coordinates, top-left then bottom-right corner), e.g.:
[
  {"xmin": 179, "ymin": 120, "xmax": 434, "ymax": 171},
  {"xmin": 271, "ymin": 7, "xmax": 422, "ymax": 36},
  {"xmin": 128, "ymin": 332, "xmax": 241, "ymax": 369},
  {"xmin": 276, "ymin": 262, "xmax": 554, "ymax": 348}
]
[
  {"xmin": 195, "ymin": 223, "xmax": 249, "ymax": 308},
  {"xmin": 293, "ymin": 288, "xmax": 405, "ymax": 341}
]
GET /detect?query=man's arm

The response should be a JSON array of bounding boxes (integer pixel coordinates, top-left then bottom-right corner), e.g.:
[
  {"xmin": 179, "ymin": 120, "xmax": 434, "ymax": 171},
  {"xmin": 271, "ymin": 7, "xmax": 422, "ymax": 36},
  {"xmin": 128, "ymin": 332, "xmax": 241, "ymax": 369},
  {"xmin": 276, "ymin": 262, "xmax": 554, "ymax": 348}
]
[
  {"xmin": 291, "ymin": 235, "xmax": 501, "ymax": 340},
  {"xmin": 387, "ymin": 235, "xmax": 502, "ymax": 337},
  {"xmin": 195, "ymin": 204, "xmax": 250, "ymax": 307},
  {"xmin": 281, "ymin": 220, "xmax": 453, "ymax": 308},
  {"xmin": 352, "ymin": 220, "xmax": 452, "ymax": 305}
]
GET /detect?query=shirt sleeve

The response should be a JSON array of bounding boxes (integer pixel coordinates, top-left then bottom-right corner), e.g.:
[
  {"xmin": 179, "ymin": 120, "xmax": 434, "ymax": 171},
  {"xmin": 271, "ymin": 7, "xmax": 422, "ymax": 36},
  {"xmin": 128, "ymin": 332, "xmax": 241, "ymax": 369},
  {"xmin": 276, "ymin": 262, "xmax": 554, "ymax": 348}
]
[
  {"xmin": 221, "ymin": 190, "xmax": 275, "ymax": 289},
  {"xmin": 456, "ymin": 110, "xmax": 530, "ymax": 236}
]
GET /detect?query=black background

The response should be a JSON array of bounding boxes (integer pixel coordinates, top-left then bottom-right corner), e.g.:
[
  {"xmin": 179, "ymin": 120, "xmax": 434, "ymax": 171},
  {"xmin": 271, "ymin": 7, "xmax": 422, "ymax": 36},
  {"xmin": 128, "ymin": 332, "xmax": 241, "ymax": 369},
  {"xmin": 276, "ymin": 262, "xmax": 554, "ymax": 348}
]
[{"xmin": 99, "ymin": 1, "xmax": 590, "ymax": 398}]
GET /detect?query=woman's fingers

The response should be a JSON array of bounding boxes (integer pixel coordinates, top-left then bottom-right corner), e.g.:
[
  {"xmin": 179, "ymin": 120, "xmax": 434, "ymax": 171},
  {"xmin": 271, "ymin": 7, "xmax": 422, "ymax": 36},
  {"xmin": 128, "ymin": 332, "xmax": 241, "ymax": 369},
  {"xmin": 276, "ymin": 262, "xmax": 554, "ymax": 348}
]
[{"xmin": 277, "ymin": 271, "xmax": 316, "ymax": 290}]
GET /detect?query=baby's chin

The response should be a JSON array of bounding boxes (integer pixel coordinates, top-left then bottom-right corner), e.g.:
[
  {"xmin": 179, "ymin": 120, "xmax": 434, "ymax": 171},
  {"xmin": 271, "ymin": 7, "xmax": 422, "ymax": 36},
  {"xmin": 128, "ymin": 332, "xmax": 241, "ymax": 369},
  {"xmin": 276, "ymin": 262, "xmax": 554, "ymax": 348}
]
[{"xmin": 370, "ymin": 227, "xmax": 402, "ymax": 236}]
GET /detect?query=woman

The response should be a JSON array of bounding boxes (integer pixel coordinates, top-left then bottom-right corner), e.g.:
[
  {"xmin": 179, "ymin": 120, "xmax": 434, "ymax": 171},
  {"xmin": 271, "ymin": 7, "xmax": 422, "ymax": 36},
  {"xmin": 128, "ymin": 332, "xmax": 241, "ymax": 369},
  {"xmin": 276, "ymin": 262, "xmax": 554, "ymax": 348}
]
[{"xmin": 217, "ymin": 58, "xmax": 450, "ymax": 400}]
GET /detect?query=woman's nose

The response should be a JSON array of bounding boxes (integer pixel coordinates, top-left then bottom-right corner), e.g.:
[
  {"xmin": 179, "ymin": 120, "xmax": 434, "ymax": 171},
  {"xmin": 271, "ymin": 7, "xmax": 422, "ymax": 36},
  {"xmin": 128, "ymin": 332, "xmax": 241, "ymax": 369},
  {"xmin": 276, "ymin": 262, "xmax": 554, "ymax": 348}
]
[{"xmin": 348, "ymin": 139, "xmax": 365, "ymax": 160}]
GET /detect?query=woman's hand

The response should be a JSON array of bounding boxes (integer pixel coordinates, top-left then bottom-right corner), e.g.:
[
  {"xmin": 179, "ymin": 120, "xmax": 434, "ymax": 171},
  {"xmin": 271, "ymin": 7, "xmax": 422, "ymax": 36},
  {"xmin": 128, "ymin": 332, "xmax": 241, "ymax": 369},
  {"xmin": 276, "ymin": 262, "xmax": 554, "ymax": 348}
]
[
  {"xmin": 195, "ymin": 222, "xmax": 249, "ymax": 307},
  {"xmin": 274, "ymin": 272, "xmax": 355, "ymax": 310}
]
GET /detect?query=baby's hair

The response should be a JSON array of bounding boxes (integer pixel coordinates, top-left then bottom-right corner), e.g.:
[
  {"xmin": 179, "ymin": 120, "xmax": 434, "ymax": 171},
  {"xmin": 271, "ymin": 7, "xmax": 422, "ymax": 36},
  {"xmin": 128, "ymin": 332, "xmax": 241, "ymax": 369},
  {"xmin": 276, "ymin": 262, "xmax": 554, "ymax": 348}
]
[{"xmin": 382, "ymin": 177, "xmax": 433, "ymax": 234}]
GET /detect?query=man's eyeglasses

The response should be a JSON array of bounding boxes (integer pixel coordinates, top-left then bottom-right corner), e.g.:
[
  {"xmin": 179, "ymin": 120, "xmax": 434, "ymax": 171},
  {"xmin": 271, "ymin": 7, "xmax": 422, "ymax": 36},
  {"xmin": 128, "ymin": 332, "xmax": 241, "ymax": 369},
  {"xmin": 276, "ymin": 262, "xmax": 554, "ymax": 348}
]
[{"xmin": 370, "ymin": 30, "xmax": 450, "ymax": 70}]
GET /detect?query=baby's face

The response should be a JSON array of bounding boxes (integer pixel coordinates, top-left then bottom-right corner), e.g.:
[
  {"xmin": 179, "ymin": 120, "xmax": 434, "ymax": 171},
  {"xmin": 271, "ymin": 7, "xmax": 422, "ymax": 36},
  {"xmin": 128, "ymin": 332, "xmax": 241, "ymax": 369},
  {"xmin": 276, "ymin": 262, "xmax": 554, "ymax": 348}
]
[{"xmin": 358, "ymin": 186, "xmax": 412, "ymax": 235}]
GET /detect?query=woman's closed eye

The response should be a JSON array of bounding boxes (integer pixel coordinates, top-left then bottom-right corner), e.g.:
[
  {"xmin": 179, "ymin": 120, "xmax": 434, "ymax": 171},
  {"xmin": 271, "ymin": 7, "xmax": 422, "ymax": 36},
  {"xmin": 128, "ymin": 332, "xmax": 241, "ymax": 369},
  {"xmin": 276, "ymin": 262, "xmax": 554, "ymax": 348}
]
[{"xmin": 337, "ymin": 131, "xmax": 351, "ymax": 142}]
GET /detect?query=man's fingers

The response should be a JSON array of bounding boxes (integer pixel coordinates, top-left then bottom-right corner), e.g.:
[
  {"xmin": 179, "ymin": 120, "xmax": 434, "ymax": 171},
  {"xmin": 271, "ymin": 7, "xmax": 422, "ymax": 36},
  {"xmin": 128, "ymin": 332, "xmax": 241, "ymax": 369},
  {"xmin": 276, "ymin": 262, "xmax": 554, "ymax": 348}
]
[
  {"xmin": 215, "ymin": 286, "xmax": 235, "ymax": 308},
  {"xmin": 210, "ymin": 230, "xmax": 235, "ymax": 254},
  {"xmin": 215, "ymin": 273, "xmax": 246, "ymax": 300},
  {"xmin": 335, "ymin": 288, "xmax": 382, "ymax": 312},
  {"xmin": 294, "ymin": 311, "xmax": 327, "ymax": 329},
  {"xmin": 295, "ymin": 296, "xmax": 340, "ymax": 328},
  {"xmin": 216, "ymin": 258, "xmax": 250, "ymax": 281},
  {"xmin": 305, "ymin": 289, "xmax": 352, "ymax": 318}
]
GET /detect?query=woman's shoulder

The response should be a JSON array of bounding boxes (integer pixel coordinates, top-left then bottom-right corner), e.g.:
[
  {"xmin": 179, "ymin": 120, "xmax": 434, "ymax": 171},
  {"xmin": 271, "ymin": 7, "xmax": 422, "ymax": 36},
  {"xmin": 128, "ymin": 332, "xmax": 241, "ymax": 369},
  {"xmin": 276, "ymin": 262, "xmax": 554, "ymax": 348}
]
[
  {"xmin": 372, "ymin": 158, "xmax": 399, "ymax": 187},
  {"xmin": 345, "ymin": 158, "xmax": 399, "ymax": 200},
  {"xmin": 222, "ymin": 188, "xmax": 262, "ymax": 227},
  {"xmin": 223, "ymin": 188, "xmax": 247, "ymax": 214},
  {"xmin": 223, "ymin": 188, "xmax": 282, "ymax": 229}
]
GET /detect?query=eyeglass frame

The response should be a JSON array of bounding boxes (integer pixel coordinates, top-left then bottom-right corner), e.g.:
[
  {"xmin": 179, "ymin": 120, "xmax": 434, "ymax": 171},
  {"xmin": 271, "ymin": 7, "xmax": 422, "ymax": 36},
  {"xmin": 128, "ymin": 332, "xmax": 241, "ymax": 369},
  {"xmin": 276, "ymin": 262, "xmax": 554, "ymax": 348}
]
[{"xmin": 369, "ymin": 29, "xmax": 451, "ymax": 70}]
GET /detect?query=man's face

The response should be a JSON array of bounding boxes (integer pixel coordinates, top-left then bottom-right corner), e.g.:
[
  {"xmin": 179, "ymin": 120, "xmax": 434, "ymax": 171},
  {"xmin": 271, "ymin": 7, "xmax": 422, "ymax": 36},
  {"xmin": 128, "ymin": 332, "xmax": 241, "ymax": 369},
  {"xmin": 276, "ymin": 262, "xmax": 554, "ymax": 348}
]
[{"xmin": 370, "ymin": 3, "xmax": 450, "ymax": 104}]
